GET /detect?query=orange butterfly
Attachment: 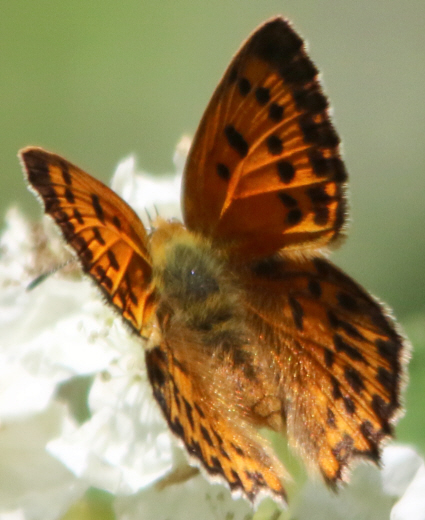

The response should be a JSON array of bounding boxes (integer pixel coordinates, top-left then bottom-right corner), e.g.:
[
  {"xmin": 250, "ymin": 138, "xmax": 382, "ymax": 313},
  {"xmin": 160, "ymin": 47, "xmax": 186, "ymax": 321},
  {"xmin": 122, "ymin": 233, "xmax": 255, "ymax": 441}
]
[{"xmin": 20, "ymin": 17, "xmax": 408, "ymax": 506}]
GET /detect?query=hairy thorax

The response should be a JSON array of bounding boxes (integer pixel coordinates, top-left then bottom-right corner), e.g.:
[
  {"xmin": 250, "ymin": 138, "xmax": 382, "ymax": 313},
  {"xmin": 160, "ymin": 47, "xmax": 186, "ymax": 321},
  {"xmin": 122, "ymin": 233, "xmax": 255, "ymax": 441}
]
[{"xmin": 149, "ymin": 219, "xmax": 244, "ymax": 344}]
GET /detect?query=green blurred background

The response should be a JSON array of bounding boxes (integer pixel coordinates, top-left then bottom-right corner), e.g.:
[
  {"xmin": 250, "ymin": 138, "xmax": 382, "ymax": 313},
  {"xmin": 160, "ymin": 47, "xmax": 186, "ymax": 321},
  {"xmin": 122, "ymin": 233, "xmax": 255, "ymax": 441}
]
[{"xmin": 1, "ymin": 0, "xmax": 424, "ymax": 515}]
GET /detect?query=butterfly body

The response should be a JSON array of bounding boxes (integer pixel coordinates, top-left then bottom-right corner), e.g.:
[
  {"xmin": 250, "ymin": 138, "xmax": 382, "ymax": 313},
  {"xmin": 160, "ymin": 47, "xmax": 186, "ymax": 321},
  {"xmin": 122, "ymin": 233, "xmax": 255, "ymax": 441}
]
[
  {"xmin": 150, "ymin": 219, "xmax": 240, "ymax": 339},
  {"xmin": 148, "ymin": 219, "xmax": 278, "ymax": 427},
  {"xmin": 20, "ymin": 17, "xmax": 408, "ymax": 506}
]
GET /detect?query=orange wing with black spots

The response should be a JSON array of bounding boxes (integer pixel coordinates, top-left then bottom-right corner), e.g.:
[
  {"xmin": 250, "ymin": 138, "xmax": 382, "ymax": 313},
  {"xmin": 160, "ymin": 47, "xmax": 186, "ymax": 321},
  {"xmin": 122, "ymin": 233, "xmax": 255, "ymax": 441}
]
[
  {"xmin": 20, "ymin": 147, "xmax": 156, "ymax": 334},
  {"xmin": 145, "ymin": 329, "xmax": 288, "ymax": 505},
  {"xmin": 240, "ymin": 256, "xmax": 407, "ymax": 485},
  {"xmin": 183, "ymin": 17, "xmax": 347, "ymax": 259}
]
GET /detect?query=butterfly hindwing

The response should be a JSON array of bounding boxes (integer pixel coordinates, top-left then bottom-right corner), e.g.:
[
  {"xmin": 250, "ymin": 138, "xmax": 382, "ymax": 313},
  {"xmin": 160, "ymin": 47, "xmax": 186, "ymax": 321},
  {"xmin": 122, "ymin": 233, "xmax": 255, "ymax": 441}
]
[
  {"xmin": 183, "ymin": 17, "xmax": 347, "ymax": 259},
  {"xmin": 239, "ymin": 256, "xmax": 407, "ymax": 484},
  {"xmin": 145, "ymin": 323, "xmax": 288, "ymax": 505},
  {"xmin": 20, "ymin": 147, "xmax": 156, "ymax": 334}
]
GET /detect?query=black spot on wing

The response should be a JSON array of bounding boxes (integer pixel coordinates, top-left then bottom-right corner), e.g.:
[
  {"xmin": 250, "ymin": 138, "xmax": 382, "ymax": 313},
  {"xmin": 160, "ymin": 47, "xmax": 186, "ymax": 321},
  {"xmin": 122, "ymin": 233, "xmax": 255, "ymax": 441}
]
[
  {"xmin": 112, "ymin": 215, "xmax": 121, "ymax": 229},
  {"xmin": 228, "ymin": 66, "xmax": 238, "ymax": 84},
  {"xmin": 231, "ymin": 443, "xmax": 245, "ymax": 457},
  {"xmin": 93, "ymin": 227, "xmax": 105, "ymax": 245},
  {"xmin": 277, "ymin": 161, "xmax": 295, "ymax": 183},
  {"xmin": 194, "ymin": 403, "xmax": 205, "ymax": 418},
  {"xmin": 217, "ymin": 163, "xmax": 231, "ymax": 181},
  {"xmin": 91, "ymin": 194, "xmax": 105, "ymax": 223},
  {"xmin": 308, "ymin": 279, "xmax": 322, "ymax": 298},
  {"xmin": 107, "ymin": 250, "xmax": 119, "ymax": 271},
  {"xmin": 60, "ymin": 161, "xmax": 72, "ymax": 185},
  {"xmin": 343, "ymin": 396, "xmax": 356, "ymax": 415},
  {"xmin": 255, "ymin": 86, "xmax": 270, "ymax": 105},
  {"xmin": 286, "ymin": 208, "xmax": 303, "ymax": 226},
  {"xmin": 331, "ymin": 377, "xmax": 342, "ymax": 400},
  {"xmin": 334, "ymin": 334, "xmax": 366, "ymax": 363},
  {"xmin": 64, "ymin": 188, "xmax": 75, "ymax": 204},
  {"xmin": 289, "ymin": 296, "xmax": 304, "ymax": 330},
  {"xmin": 238, "ymin": 77, "xmax": 251, "ymax": 96},
  {"xmin": 225, "ymin": 125, "xmax": 249, "ymax": 158},
  {"xmin": 324, "ymin": 348, "xmax": 334, "ymax": 368},
  {"xmin": 200, "ymin": 425, "xmax": 214, "ymax": 447},
  {"xmin": 278, "ymin": 192, "xmax": 297, "ymax": 208},
  {"xmin": 269, "ymin": 103, "xmax": 284, "ymax": 122},
  {"xmin": 266, "ymin": 135, "xmax": 283, "ymax": 155},
  {"xmin": 344, "ymin": 366, "xmax": 365, "ymax": 394},
  {"xmin": 73, "ymin": 208, "xmax": 84, "ymax": 224},
  {"xmin": 182, "ymin": 397, "xmax": 194, "ymax": 429}
]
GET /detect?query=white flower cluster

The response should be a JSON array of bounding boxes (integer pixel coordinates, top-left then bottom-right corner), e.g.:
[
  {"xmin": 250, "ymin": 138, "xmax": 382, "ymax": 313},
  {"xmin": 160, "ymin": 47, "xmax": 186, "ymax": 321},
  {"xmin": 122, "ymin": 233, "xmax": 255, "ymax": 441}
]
[{"xmin": 0, "ymin": 142, "xmax": 423, "ymax": 520}]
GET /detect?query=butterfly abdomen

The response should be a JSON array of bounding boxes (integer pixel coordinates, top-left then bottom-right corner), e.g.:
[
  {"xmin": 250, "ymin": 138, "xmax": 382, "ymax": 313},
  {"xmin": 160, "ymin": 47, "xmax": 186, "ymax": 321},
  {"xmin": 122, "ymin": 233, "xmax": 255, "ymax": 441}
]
[{"xmin": 151, "ymin": 221, "xmax": 244, "ymax": 343}]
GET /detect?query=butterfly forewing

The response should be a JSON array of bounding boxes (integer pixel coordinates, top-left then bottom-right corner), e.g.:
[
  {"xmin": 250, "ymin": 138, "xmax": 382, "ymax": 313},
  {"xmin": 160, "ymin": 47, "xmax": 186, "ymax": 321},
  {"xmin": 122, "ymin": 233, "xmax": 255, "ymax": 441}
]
[
  {"xmin": 239, "ymin": 256, "xmax": 406, "ymax": 484},
  {"xmin": 183, "ymin": 18, "xmax": 347, "ymax": 259},
  {"xmin": 20, "ymin": 147, "xmax": 156, "ymax": 333}
]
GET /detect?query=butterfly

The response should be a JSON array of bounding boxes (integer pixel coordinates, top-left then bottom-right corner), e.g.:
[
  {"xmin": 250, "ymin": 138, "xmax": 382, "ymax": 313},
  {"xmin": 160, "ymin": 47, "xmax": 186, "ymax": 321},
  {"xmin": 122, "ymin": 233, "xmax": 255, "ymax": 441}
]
[{"xmin": 20, "ymin": 17, "xmax": 407, "ymax": 506}]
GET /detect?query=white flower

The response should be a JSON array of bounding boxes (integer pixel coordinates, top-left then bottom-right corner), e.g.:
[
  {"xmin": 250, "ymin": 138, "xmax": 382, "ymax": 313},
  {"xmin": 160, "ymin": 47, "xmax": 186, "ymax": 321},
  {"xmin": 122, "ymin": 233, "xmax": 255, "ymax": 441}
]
[
  {"xmin": 384, "ymin": 446, "xmax": 425, "ymax": 520},
  {"xmin": 292, "ymin": 445, "xmax": 425, "ymax": 520},
  {"xmin": 0, "ymin": 139, "xmax": 422, "ymax": 520},
  {"xmin": 0, "ymin": 403, "xmax": 86, "ymax": 520},
  {"xmin": 46, "ymin": 329, "xmax": 174, "ymax": 495}
]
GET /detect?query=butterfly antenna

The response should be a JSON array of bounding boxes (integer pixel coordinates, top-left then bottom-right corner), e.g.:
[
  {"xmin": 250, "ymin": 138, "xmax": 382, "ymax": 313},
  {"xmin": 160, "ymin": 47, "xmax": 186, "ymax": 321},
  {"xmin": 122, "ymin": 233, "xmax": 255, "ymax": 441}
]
[
  {"xmin": 26, "ymin": 259, "xmax": 75, "ymax": 291},
  {"xmin": 145, "ymin": 208, "xmax": 155, "ymax": 228},
  {"xmin": 153, "ymin": 204, "xmax": 160, "ymax": 218}
]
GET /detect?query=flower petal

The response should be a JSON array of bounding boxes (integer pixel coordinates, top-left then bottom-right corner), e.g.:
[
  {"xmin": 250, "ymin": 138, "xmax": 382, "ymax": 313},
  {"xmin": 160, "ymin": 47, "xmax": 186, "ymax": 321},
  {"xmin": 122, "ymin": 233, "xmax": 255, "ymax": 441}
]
[{"xmin": 0, "ymin": 404, "xmax": 87, "ymax": 520}]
